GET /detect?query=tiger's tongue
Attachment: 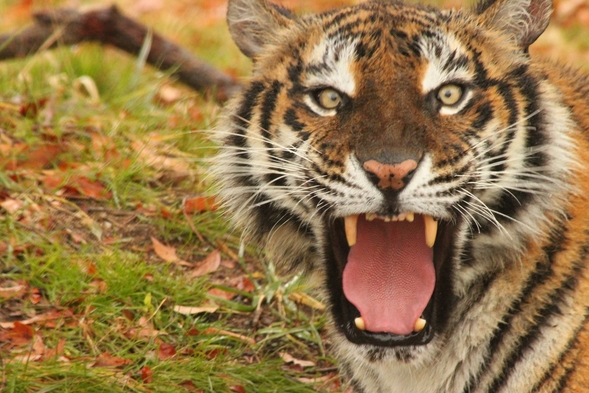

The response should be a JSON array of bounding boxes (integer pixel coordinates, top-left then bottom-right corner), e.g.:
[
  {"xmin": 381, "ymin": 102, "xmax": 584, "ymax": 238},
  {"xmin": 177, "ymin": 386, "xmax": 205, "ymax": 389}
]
[{"xmin": 342, "ymin": 215, "xmax": 435, "ymax": 335}]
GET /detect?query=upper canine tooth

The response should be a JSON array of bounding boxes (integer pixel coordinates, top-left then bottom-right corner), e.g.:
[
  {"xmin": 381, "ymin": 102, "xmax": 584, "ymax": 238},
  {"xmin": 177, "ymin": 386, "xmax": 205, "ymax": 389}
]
[
  {"xmin": 406, "ymin": 212, "xmax": 415, "ymax": 222},
  {"xmin": 366, "ymin": 213, "xmax": 376, "ymax": 221},
  {"xmin": 345, "ymin": 215, "xmax": 359, "ymax": 247},
  {"xmin": 423, "ymin": 215, "xmax": 438, "ymax": 248}
]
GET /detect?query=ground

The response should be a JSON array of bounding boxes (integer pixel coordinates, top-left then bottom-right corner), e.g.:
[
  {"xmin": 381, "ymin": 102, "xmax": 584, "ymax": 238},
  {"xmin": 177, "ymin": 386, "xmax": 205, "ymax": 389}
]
[{"xmin": 0, "ymin": 0, "xmax": 588, "ymax": 392}]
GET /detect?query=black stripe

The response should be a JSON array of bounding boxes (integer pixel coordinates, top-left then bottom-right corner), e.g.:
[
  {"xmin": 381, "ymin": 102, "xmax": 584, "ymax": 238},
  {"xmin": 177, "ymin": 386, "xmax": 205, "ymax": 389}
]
[
  {"xmin": 467, "ymin": 220, "xmax": 568, "ymax": 390},
  {"xmin": 489, "ymin": 262, "xmax": 586, "ymax": 392},
  {"xmin": 283, "ymin": 108, "xmax": 305, "ymax": 133},
  {"xmin": 532, "ymin": 311, "xmax": 588, "ymax": 392},
  {"xmin": 259, "ymin": 80, "xmax": 283, "ymax": 147}
]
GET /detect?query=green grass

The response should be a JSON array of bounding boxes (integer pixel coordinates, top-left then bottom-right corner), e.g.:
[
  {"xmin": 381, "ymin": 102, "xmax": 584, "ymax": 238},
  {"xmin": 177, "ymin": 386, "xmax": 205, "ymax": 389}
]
[{"xmin": 0, "ymin": 2, "xmax": 337, "ymax": 392}]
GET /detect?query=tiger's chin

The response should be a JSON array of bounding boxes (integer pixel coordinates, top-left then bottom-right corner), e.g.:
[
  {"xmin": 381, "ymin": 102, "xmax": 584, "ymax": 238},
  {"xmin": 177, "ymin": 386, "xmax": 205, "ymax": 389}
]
[{"xmin": 323, "ymin": 213, "xmax": 456, "ymax": 350}]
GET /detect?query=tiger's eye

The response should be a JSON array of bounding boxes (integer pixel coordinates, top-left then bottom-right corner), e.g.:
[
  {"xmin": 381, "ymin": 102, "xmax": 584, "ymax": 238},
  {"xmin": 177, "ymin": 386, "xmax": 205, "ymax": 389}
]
[
  {"xmin": 437, "ymin": 84, "xmax": 463, "ymax": 106},
  {"xmin": 317, "ymin": 88, "xmax": 342, "ymax": 109}
]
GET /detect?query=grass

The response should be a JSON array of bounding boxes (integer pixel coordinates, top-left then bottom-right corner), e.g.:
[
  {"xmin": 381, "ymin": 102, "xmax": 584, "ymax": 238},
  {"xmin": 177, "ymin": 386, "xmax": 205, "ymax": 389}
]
[
  {"xmin": 0, "ymin": 1, "xmax": 338, "ymax": 392},
  {"xmin": 1, "ymin": 0, "xmax": 589, "ymax": 392}
]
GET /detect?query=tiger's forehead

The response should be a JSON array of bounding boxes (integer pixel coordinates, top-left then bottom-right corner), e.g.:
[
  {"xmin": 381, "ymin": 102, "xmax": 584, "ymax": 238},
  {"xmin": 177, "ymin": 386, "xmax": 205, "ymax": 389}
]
[{"xmin": 292, "ymin": 1, "xmax": 473, "ymax": 94}]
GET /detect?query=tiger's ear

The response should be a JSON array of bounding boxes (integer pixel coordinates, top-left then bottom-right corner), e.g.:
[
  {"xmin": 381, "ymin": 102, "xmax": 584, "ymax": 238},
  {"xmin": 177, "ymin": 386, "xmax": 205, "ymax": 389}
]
[
  {"xmin": 474, "ymin": 0, "xmax": 552, "ymax": 49},
  {"xmin": 227, "ymin": 0, "xmax": 295, "ymax": 58}
]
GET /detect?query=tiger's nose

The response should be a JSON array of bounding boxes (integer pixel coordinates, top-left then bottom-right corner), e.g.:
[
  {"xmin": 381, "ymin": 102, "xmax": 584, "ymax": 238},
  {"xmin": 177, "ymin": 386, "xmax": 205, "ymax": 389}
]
[{"xmin": 363, "ymin": 158, "xmax": 418, "ymax": 190}]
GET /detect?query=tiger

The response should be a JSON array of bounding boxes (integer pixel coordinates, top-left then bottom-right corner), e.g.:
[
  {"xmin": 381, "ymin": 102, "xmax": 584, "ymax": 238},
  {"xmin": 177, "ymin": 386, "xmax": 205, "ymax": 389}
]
[{"xmin": 212, "ymin": 0, "xmax": 589, "ymax": 391}]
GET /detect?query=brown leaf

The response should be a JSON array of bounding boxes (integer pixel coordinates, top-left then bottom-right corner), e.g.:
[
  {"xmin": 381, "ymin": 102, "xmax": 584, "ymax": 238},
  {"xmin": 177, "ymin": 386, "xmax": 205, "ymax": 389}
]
[
  {"xmin": 151, "ymin": 237, "xmax": 188, "ymax": 264},
  {"xmin": 279, "ymin": 352, "xmax": 316, "ymax": 368},
  {"xmin": 0, "ymin": 283, "xmax": 27, "ymax": 299},
  {"xmin": 0, "ymin": 309, "xmax": 74, "ymax": 329},
  {"xmin": 140, "ymin": 366, "xmax": 153, "ymax": 383},
  {"xmin": 92, "ymin": 352, "xmax": 132, "ymax": 368},
  {"xmin": 17, "ymin": 143, "xmax": 61, "ymax": 170},
  {"xmin": 0, "ymin": 198, "xmax": 24, "ymax": 214},
  {"xmin": 229, "ymin": 385, "xmax": 246, "ymax": 393},
  {"xmin": 190, "ymin": 250, "xmax": 221, "ymax": 278},
  {"xmin": 202, "ymin": 327, "xmax": 255, "ymax": 346},
  {"xmin": 9, "ymin": 321, "xmax": 34, "ymax": 345},
  {"xmin": 68, "ymin": 176, "xmax": 111, "ymax": 199},
  {"xmin": 158, "ymin": 343, "xmax": 177, "ymax": 360},
  {"xmin": 207, "ymin": 288, "xmax": 236, "ymax": 300},
  {"xmin": 184, "ymin": 196, "xmax": 219, "ymax": 214},
  {"xmin": 173, "ymin": 304, "xmax": 219, "ymax": 315},
  {"xmin": 178, "ymin": 380, "xmax": 202, "ymax": 392}
]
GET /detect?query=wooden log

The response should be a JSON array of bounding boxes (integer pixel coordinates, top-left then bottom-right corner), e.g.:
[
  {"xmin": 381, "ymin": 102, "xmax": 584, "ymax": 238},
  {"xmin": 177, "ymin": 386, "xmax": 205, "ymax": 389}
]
[{"xmin": 0, "ymin": 6, "xmax": 243, "ymax": 101}]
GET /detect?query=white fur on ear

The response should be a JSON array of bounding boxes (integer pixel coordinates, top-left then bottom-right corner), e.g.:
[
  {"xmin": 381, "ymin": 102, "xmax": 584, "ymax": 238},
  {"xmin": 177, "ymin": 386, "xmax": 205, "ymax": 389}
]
[
  {"xmin": 227, "ymin": 0, "xmax": 295, "ymax": 58},
  {"xmin": 474, "ymin": 0, "xmax": 553, "ymax": 48}
]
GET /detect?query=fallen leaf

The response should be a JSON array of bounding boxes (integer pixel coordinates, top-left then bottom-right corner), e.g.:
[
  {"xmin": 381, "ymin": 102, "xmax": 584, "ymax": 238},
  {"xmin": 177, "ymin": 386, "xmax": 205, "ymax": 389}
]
[
  {"xmin": 140, "ymin": 366, "xmax": 153, "ymax": 383},
  {"xmin": 173, "ymin": 305, "xmax": 219, "ymax": 315},
  {"xmin": 190, "ymin": 250, "xmax": 221, "ymax": 278},
  {"xmin": 9, "ymin": 321, "xmax": 34, "ymax": 345},
  {"xmin": 0, "ymin": 283, "xmax": 27, "ymax": 299},
  {"xmin": 17, "ymin": 143, "xmax": 61, "ymax": 170},
  {"xmin": 28, "ymin": 287, "xmax": 42, "ymax": 304},
  {"xmin": 92, "ymin": 352, "xmax": 132, "ymax": 368},
  {"xmin": 124, "ymin": 326, "xmax": 168, "ymax": 339},
  {"xmin": 151, "ymin": 237, "xmax": 181, "ymax": 263},
  {"xmin": 178, "ymin": 380, "xmax": 202, "ymax": 392},
  {"xmin": 158, "ymin": 343, "xmax": 177, "ymax": 360},
  {"xmin": 229, "ymin": 385, "xmax": 246, "ymax": 393},
  {"xmin": 202, "ymin": 327, "xmax": 255, "ymax": 346},
  {"xmin": 207, "ymin": 287, "xmax": 236, "ymax": 300},
  {"xmin": 184, "ymin": 196, "xmax": 219, "ymax": 214},
  {"xmin": 0, "ymin": 198, "xmax": 24, "ymax": 214},
  {"xmin": 0, "ymin": 309, "xmax": 74, "ymax": 329},
  {"xmin": 279, "ymin": 352, "xmax": 316, "ymax": 368}
]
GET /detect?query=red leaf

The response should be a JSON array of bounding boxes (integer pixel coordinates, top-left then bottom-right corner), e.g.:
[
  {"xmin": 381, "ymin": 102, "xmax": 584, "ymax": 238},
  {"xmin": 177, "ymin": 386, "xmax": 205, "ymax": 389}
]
[
  {"xmin": 17, "ymin": 144, "xmax": 62, "ymax": 170},
  {"xmin": 93, "ymin": 352, "xmax": 132, "ymax": 368},
  {"xmin": 69, "ymin": 176, "xmax": 111, "ymax": 199},
  {"xmin": 28, "ymin": 288, "xmax": 42, "ymax": 304},
  {"xmin": 158, "ymin": 343, "xmax": 177, "ymax": 360},
  {"xmin": 230, "ymin": 385, "xmax": 246, "ymax": 393},
  {"xmin": 184, "ymin": 196, "xmax": 219, "ymax": 214},
  {"xmin": 140, "ymin": 366, "xmax": 153, "ymax": 383},
  {"xmin": 10, "ymin": 321, "xmax": 34, "ymax": 345},
  {"xmin": 19, "ymin": 98, "xmax": 48, "ymax": 118},
  {"xmin": 190, "ymin": 250, "xmax": 221, "ymax": 278},
  {"xmin": 178, "ymin": 380, "xmax": 202, "ymax": 392}
]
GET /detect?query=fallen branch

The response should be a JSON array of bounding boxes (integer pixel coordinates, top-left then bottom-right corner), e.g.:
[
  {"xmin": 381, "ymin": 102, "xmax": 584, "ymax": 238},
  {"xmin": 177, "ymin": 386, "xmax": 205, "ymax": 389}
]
[{"xmin": 0, "ymin": 5, "xmax": 243, "ymax": 101}]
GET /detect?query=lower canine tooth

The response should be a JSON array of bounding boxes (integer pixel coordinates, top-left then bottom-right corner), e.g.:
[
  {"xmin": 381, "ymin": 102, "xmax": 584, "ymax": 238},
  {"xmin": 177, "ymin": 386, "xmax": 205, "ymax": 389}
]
[
  {"xmin": 345, "ymin": 215, "xmax": 359, "ymax": 247},
  {"xmin": 414, "ymin": 318, "xmax": 426, "ymax": 332},
  {"xmin": 423, "ymin": 215, "xmax": 438, "ymax": 248},
  {"xmin": 355, "ymin": 317, "xmax": 366, "ymax": 331}
]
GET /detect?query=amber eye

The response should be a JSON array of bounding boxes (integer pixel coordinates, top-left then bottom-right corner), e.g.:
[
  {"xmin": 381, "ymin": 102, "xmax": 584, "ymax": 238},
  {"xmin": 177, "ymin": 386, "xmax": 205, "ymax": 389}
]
[
  {"xmin": 437, "ymin": 84, "xmax": 463, "ymax": 106},
  {"xmin": 316, "ymin": 88, "xmax": 342, "ymax": 109}
]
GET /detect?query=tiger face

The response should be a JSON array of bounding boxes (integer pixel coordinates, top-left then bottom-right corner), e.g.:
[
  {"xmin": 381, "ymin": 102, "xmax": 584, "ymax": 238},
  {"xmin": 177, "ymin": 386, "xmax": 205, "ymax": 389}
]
[{"xmin": 214, "ymin": 0, "xmax": 589, "ymax": 391}]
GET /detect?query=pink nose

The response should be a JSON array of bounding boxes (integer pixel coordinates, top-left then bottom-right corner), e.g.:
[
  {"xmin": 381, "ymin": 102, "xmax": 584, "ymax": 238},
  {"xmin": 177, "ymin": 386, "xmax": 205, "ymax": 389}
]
[{"xmin": 363, "ymin": 159, "xmax": 418, "ymax": 190}]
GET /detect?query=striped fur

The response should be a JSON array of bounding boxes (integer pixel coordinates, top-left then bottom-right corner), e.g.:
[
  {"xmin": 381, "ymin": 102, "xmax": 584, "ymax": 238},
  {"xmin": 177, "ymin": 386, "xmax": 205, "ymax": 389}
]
[{"xmin": 212, "ymin": 0, "xmax": 589, "ymax": 391}]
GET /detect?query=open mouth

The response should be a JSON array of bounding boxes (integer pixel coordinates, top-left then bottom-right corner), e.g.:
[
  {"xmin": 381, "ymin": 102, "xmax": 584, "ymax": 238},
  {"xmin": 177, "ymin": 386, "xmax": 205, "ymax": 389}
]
[{"xmin": 325, "ymin": 212, "xmax": 455, "ymax": 347}]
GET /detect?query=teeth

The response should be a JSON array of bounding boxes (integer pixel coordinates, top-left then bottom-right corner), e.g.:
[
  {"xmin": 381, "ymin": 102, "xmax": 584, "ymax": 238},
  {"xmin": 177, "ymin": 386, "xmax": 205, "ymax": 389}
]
[
  {"xmin": 345, "ymin": 215, "xmax": 359, "ymax": 247},
  {"xmin": 354, "ymin": 317, "xmax": 366, "ymax": 331},
  {"xmin": 406, "ymin": 212, "xmax": 414, "ymax": 222},
  {"xmin": 366, "ymin": 213, "xmax": 376, "ymax": 221},
  {"xmin": 414, "ymin": 318, "xmax": 426, "ymax": 332},
  {"xmin": 423, "ymin": 215, "xmax": 438, "ymax": 248}
]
